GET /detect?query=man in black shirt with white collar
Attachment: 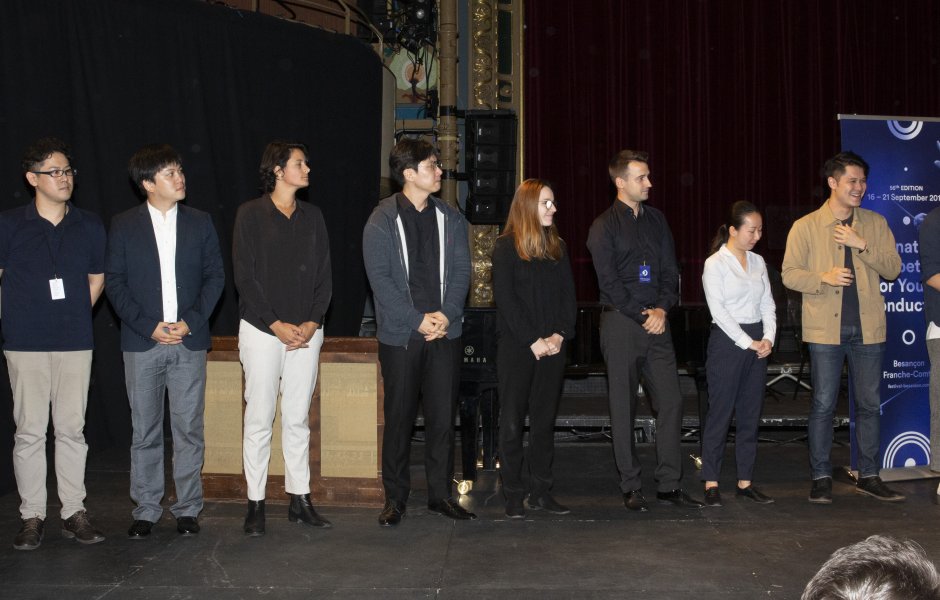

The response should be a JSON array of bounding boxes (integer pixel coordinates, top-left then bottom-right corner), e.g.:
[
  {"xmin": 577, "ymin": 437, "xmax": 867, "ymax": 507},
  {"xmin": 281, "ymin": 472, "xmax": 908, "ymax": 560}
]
[{"xmin": 587, "ymin": 149, "xmax": 703, "ymax": 512}]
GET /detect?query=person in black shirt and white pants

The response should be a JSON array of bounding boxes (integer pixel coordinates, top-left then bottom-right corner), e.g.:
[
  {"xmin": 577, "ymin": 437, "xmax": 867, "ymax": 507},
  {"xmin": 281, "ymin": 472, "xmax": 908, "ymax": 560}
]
[{"xmin": 233, "ymin": 141, "xmax": 333, "ymax": 536}]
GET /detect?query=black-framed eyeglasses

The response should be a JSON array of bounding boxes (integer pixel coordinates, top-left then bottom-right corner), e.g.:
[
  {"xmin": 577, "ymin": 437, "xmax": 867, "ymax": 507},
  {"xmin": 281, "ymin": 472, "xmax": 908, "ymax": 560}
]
[
  {"xmin": 32, "ymin": 168, "xmax": 77, "ymax": 179},
  {"xmin": 539, "ymin": 199, "xmax": 557, "ymax": 210}
]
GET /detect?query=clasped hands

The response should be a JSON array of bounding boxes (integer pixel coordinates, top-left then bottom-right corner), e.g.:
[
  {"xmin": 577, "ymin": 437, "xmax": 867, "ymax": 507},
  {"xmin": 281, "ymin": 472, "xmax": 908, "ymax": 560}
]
[
  {"xmin": 419, "ymin": 311, "xmax": 449, "ymax": 342},
  {"xmin": 530, "ymin": 333, "xmax": 564, "ymax": 360},
  {"xmin": 270, "ymin": 320, "xmax": 319, "ymax": 351},
  {"xmin": 750, "ymin": 338, "xmax": 773, "ymax": 359},
  {"xmin": 151, "ymin": 320, "xmax": 190, "ymax": 345},
  {"xmin": 641, "ymin": 307, "xmax": 667, "ymax": 335}
]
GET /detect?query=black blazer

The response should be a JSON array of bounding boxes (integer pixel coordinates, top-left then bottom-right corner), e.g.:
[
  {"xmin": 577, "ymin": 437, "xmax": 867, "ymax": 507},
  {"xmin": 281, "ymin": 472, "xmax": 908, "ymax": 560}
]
[{"xmin": 105, "ymin": 202, "xmax": 225, "ymax": 352}]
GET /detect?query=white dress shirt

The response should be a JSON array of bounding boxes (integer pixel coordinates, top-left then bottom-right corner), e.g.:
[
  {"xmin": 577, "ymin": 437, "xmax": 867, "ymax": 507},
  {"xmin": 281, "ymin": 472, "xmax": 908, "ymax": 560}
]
[
  {"xmin": 702, "ymin": 245, "xmax": 776, "ymax": 350},
  {"xmin": 147, "ymin": 202, "xmax": 178, "ymax": 323}
]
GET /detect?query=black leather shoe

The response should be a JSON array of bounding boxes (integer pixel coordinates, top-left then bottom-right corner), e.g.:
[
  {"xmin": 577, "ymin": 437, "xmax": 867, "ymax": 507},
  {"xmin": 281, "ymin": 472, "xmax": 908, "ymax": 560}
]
[
  {"xmin": 505, "ymin": 498, "xmax": 525, "ymax": 519},
  {"xmin": 704, "ymin": 487, "xmax": 722, "ymax": 507},
  {"xmin": 244, "ymin": 500, "xmax": 265, "ymax": 537},
  {"xmin": 656, "ymin": 489, "xmax": 705, "ymax": 509},
  {"xmin": 378, "ymin": 500, "xmax": 405, "ymax": 527},
  {"xmin": 737, "ymin": 485, "xmax": 774, "ymax": 504},
  {"xmin": 176, "ymin": 516, "xmax": 200, "ymax": 535},
  {"xmin": 527, "ymin": 493, "xmax": 570, "ymax": 515},
  {"xmin": 128, "ymin": 520, "xmax": 154, "ymax": 539},
  {"xmin": 61, "ymin": 510, "xmax": 105, "ymax": 544},
  {"xmin": 288, "ymin": 494, "xmax": 332, "ymax": 528},
  {"xmin": 12, "ymin": 517, "xmax": 43, "ymax": 551},
  {"xmin": 428, "ymin": 498, "xmax": 477, "ymax": 520},
  {"xmin": 622, "ymin": 489, "xmax": 649, "ymax": 512},
  {"xmin": 856, "ymin": 476, "xmax": 906, "ymax": 502},
  {"xmin": 809, "ymin": 477, "xmax": 832, "ymax": 504}
]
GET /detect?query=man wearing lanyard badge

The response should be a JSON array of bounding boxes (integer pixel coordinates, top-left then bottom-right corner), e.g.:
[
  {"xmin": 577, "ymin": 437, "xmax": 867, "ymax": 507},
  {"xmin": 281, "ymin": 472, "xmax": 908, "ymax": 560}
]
[
  {"xmin": 0, "ymin": 138, "xmax": 107, "ymax": 550},
  {"xmin": 587, "ymin": 149, "xmax": 703, "ymax": 512}
]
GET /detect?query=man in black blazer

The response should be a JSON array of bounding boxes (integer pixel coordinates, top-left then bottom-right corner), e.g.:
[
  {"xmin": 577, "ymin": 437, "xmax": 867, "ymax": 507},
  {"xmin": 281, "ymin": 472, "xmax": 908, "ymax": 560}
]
[{"xmin": 106, "ymin": 144, "xmax": 224, "ymax": 538}]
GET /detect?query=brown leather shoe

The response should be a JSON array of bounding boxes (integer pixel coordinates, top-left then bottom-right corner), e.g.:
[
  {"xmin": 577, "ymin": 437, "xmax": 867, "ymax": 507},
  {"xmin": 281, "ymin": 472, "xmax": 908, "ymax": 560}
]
[
  {"xmin": 13, "ymin": 517, "xmax": 43, "ymax": 551},
  {"xmin": 378, "ymin": 500, "xmax": 406, "ymax": 526},
  {"xmin": 61, "ymin": 511, "xmax": 105, "ymax": 544}
]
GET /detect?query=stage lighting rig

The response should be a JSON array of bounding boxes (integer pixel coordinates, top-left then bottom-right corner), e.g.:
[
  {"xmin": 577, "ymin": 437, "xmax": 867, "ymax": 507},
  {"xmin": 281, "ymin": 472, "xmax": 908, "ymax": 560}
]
[{"xmin": 376, "ymin": 0, "xmax": 437, "ymax": 53}]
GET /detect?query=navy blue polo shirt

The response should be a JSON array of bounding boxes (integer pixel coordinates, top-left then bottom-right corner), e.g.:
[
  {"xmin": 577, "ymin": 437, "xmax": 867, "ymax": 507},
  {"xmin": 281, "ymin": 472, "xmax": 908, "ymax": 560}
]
[{"xmin": 0, "ymin": 202, "xmax": 106, "ymax": 351}]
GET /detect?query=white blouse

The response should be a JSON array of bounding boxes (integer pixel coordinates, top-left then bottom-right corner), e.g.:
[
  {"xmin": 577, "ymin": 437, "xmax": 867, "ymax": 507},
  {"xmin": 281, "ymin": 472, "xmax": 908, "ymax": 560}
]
[{"xmin": 701, "ymin": 245, "xmax": 776, "ymax": 350}]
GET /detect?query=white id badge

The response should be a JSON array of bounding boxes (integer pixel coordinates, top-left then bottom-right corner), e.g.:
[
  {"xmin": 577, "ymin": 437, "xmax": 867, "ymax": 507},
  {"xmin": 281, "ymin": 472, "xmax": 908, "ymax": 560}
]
[{"xmin": 49, "ymin": 278, "xmax": 65, "ymax": 300}]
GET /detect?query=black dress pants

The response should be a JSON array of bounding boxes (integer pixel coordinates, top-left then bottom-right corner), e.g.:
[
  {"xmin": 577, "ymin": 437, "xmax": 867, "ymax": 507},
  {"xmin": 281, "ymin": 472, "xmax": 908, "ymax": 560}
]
[
  {"xmin": 497, "ymin": 340, "xmax": 567, "ymax": 502},
  {"xmin": 379, "ymin": 337, "xmax": 460, "ymax": 504},
  {"xmin": 599, "ymin": 310, "xmax": 683, "ymax": 493}
]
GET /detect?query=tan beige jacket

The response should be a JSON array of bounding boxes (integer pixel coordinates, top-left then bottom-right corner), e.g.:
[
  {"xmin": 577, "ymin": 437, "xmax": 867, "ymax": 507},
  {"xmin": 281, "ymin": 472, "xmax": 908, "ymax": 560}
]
[{"xmin": 782, "ymin": 202, "xmax": 900, "ymax": 344}]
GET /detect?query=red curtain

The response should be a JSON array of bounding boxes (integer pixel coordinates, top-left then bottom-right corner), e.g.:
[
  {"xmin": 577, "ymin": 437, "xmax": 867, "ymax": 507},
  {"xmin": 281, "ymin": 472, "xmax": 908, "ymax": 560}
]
[{"xmin": 524, "ymin": 0, "xmax": 940, "ymax": 303}]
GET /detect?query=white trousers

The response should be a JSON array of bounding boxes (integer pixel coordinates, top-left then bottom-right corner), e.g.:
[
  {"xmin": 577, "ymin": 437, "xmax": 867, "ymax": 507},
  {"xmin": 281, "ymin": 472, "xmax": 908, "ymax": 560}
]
[{"xmin": 239, "ymin": 320, "xmax": 323, "ymax": 500}]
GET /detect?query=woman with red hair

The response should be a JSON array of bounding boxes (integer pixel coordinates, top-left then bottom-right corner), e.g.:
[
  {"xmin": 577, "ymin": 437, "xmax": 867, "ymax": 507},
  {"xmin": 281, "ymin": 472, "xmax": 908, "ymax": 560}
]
[{"xmin": 493, "ymin": 179, "xmax": 577, "ymax": 519}]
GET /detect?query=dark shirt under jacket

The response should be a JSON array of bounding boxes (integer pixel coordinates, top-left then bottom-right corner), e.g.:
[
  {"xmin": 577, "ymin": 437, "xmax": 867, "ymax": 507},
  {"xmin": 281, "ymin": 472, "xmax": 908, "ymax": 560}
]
[
  {"xmin": 233, "ymin": 195, "xmax": 332, "ymax": 335},
  {"xmin": 839, "ymin": 214, "xmax": 861, "ymax": 328},
  {"xmin": 396, "ymin": 194, "xmax": 441, "ymax": 315},
  {"xmin": 586, "ymin": 201, "xmax": 679, "ymax": 324},
  {"xmin": 492, "ymin": 236, "xmax": 577, "ymax": 347}
]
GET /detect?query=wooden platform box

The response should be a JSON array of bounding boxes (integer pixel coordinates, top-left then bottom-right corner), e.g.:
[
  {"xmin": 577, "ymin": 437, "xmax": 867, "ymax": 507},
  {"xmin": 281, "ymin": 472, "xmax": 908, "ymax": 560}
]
[{"xmin": 202, "ymin": 336, "xmax": 384, "ymax": 508}]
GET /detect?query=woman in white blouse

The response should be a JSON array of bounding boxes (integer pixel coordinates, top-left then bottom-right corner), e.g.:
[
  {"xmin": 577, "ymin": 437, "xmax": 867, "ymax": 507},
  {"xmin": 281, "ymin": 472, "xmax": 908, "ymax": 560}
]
[{"xmin": 701, "ymin": 201, "xmax": 776, "ymax": 506}]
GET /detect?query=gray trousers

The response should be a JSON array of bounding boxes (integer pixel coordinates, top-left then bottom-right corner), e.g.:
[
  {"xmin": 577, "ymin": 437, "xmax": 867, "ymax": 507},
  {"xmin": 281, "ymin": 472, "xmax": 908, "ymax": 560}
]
[
  {"xmin": 125, "ymin": 344, "xmax": 207, "ymax": 522},
  {"xmin": 599, "ymin": 311, "xmax": 683, "ymax": 493},
  {"xmin": 929, "ymin": 338, "xmax": 940, "ymax": 471}
]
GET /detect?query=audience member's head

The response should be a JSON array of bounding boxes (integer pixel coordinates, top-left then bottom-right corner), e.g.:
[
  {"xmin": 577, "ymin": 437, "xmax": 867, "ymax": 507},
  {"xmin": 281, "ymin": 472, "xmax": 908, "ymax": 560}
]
[{"xmin": 802, "ymin": 535, "xmax": 940, "ymax": 600}]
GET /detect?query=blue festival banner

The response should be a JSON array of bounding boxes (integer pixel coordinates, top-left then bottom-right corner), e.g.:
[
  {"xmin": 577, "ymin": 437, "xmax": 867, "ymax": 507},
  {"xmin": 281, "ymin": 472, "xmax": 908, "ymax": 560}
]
[{"xmin": 839, "ymin": 115, "xmax": 940, "ymax": 473}]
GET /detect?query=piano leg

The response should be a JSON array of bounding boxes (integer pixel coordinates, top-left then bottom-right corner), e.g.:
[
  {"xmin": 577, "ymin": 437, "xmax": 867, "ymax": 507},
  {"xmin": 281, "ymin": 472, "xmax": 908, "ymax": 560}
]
[
  {"xmin": 459, "ymin": 392, "xmax": 481, "ymax": 481},
  {"xmin": 480, "ymin": 388, "xmax": 498, "ymax": 471}
]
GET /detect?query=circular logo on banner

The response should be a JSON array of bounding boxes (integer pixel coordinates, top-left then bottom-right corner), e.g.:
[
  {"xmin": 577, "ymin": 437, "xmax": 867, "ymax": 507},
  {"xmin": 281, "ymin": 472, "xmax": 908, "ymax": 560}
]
[
  {"xmin": 464, "ymin": 345, "xmax": 475, "ymax": 356},
  {"xmin": 882, "ymin": 431, "xmax": 930, "ymax": 468},
  {"xmin": 887, "ymin": 120, "xmax": 923, "ymax": 141}
]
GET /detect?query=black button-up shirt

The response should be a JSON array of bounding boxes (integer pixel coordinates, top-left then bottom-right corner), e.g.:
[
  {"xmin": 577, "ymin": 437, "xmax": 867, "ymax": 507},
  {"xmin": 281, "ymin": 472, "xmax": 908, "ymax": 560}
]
[
  {"xmin": 586, "ymin": 200, "xmax": 679, "ymax": 324},
  {"xmin": 396, "ymin": 194, "xmax": 441, "ymax": 315},
  {"xmin": 233, "ymin": 195, "xmax": 332, "ymax": 334}
]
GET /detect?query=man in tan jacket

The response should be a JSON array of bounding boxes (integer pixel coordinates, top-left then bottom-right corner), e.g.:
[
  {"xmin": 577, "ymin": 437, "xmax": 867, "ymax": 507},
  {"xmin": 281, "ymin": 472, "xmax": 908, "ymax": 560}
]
[{"xmin": 783, "ymin": 151, "xmax": 903, "ymax": 504}]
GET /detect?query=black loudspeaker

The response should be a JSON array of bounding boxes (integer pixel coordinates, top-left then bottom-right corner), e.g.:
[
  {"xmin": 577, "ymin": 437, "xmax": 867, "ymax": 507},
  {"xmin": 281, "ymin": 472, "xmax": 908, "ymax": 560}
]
[
  {"xmin": 465, "ymin": 110, "xmax": 517, "ymax": 225},
  {"xmin": 460, "ymin": 307, "xmax": 498, "ymax": 384}
]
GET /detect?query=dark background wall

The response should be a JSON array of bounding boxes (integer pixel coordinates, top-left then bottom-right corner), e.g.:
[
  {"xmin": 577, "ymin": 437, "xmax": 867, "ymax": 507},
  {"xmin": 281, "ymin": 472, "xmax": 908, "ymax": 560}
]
[
  {"xmin": 0, "ymin": 0, "xmax": 383, "ymax": 490},
  {"xmin": 524, "ymin": 0, "xmax": 940, "ymax": 304}
]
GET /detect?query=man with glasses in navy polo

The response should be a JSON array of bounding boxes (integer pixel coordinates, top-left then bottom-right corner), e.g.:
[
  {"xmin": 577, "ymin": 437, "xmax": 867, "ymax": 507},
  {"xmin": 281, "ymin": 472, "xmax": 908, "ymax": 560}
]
[{"xmin": 1, "ymin": 138, "xmax": 107, "ymax": 550}]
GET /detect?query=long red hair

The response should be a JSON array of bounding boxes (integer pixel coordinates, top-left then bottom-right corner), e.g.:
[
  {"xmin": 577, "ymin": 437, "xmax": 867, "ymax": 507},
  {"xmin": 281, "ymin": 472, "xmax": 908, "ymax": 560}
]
[{"xmin": 500, "ymin": 179, "xmax": 563, "ymax": 261}]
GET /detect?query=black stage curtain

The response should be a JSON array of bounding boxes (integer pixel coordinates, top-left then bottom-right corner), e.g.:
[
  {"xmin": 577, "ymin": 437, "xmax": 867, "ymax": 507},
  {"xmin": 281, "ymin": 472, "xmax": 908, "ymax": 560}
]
[
  {"xmin": 0, "ymin": 0, "xmax": 382, "ymax": 470},
  {"xmin": 524, "ymin": 0, "xmax": 940, "ymax": 304}
]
